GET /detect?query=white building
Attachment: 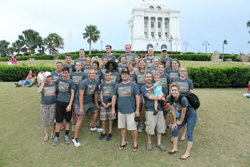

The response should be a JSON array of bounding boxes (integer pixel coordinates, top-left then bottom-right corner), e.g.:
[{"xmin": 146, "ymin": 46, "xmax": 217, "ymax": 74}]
[{"xmin": 128, "ymin": 0, "xmax": 181, "ymax": 52}]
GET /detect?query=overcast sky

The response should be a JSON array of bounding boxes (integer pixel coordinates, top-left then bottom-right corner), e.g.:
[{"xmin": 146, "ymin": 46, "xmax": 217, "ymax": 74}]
[{"xmin": 0, "ymin": 0, "xmax": 249, "ymax": 54}]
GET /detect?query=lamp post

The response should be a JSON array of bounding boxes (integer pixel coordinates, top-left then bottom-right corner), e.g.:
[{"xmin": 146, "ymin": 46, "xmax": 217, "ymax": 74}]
[
  {"xmin": 174, "ymin": 41, "xmax": 179, "ymax": 52},
  {"xmin": 202, "ymin": 40, "xmax": 210, "ymax": 53},
  {"xmin": 101, "ymin": 40, "xmax": 103, "ymax": 51},
  {"xmin": 183, "ymin": 41, "xmax": 189, "ymax": 52},
  {"xmin": 169, "ymin": 35, "xmax": 173, "ymax": 52}
]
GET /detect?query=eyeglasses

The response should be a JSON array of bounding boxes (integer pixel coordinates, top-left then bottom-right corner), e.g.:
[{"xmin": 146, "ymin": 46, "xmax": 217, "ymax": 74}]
[{"xmin": 180, "ymin": 70, "xmax": 187, "ymax": 72}]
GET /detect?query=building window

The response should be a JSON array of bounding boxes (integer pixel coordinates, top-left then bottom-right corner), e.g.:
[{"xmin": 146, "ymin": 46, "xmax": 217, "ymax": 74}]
[
  {"xmin": 161, "ymin": 44, "xmax": 167, "ymax": 50},
  {"xmin": 144, "ymin": 32, "xmax": 147, "ymax": 37},
  {"xmin": 157, "ymin": 6, "xmax": 161, "ymax": 10},
  {"xmin": 165, "ymin": 32, "xmax": 168, "ymax": 37},
  {"xmin": 147, "ymin": 44, "xmax": 153, "ymax": 50},
  {"xmin": 158, "ymin": 22, "xmax": 161, "ymax": 28},
  {"xmin": 165, "ymin": 22, "xmax": 168, "ymax": 27},
  {"xmin": 149, "ymin": 6, "xmax": 154, "ymax": 10},
  {"xmin": 151, "ymin": 22, "xmax": 154, "ymax": 28},
  {"xmin": 158, "ymin": 32, "xmax": 161, "ymax": 38},
  {"xmin": 151, "ymin": 32, "xmax": 154, "ymax": 38}
]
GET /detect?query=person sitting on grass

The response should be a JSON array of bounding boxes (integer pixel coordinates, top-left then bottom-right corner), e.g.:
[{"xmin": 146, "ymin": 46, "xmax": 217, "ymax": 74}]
[
  {"xmin": 53, "ymin": 66, "xmax": 75, "ymax": 146},
  {"xmin": 15, "ymin": 70, "xmax": 36, "ymax": 87},
  {"xmin": 37, "ymin": 72, "xmax": 57, "ymax": 142},
  {"xmin": 145, "ymin": 73, "xmax": 165, "ymax": 116},
  {"xmin": 99, "ymin": 70, "xmax": 116, "ymax": 141},
  {"xmin": 168, "ymin": 82, "xmax": 197, "ymax": 160}
]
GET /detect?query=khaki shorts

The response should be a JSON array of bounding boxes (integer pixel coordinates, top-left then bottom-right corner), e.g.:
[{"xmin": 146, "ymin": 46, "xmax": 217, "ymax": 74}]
[
  {"xmin": 118, "ymin": 112, "xmax": 137, "ymax": 131},
  {"xmin": 145, "ymin": 111, "xmax": 166, "ymax": 135},
  {"xmin": 100, "ymin": 107, "xmax": 116, "ymax": 121}
]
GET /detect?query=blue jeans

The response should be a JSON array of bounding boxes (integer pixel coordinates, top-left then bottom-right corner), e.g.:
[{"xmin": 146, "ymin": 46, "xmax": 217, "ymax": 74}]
[
  {"xmin": 19, "ymin": 80, "xmax": 30, "ymax": 86},
  {"xmin": 172, "ymin": 109, "xmax": 197, "ymax": 142}
]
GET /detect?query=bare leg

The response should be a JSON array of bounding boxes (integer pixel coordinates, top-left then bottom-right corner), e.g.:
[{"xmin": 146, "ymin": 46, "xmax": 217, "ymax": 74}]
[
  {"xmin": 74, "ymin": 118, "xmax": 83, "ymax": 138},
  {"xmin": 147, "ymin": 133, "xmax": 152, "ymax": 144},
  {"xmin": 44, "ymin": 127, "xmax": 48, "ymax": 138},
  {"xmin": 50, "ymin": 126, "xmax": 54, "ymax": 136},
  {"xmin": 109, "ymin": 120, "xmax": 113, "ymax": 134},
  {"xmin": 181, "ymin": 142, "xmax": 193, "ymax": 158},
  {"xmin": 139, "ymin": 103, "xmax": 143, "ymax": 126},
  {"xmin": 154, "ymin": 100, "xmax": 158, "ymax": 111},
  {"xmin": 96, "ymin": 107, "xmax": 100, "ymax": 126},
  {"xmin": 102, "ymin": 120, "xmax": 106, "ymax": 134},
  {"xmin": 119, "ymin": 128, "xmax": 127, "ymax": 150},
  {"xmin": 131, "ymin": 130, "xmax": 138, "ymax": 149},
  {"xmin": 72, "ymin": 110, "xmax": 76, "ymax": 125},
  {"xmin": 180, "ymin": 124, "xmax": 187, "ymax": 140},
  {"xmin": 92, "ymin": 110, "xmax": 98, "ymax": 127},
  {"xmin": 157, "ymin": 133, "xmax": 162, "ymax": 145},
  {"xmin": 55, "ymin": 123, "xmax": 61, "ymax": 133},
  {"xmin": 65, "ymin": 122, "xmax": 70, "ymax": 131},
  {"xmin": 170, "ymin": 137, "xmax": 178, "ymax": 151}
]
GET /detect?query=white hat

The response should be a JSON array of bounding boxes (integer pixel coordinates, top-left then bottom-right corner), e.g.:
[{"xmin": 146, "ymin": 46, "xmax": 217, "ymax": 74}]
[
  {"xmin": 44, "ymin": 72, "xmax": 52, "ymax": 78},
  {"xmin": 161, "ymin": 48, "xmax": 167, "ymax": 52}
]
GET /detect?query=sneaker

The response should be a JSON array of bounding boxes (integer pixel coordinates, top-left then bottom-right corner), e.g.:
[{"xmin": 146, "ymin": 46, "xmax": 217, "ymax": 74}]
[
  {"xmin": 64, "ymin": 135, "xmax": 70, "ymax": 145},
  {"xmin": 99, "ymin": 133, "xmax": 107, "ymax": 140},
  {"xmin": 106, "ymin": 133, "xmax": 112, "ymax": 141},
  {"xmin": 90, "ymin": 127, "xmax": 98, "ymax": 132},
  {"xmin": 97, "ymin": 127, "xmax": 103, "ymax": 132},
  {"xmin": 72, "ymin": 138, "xmax": 81, "ymax": 147},
  {"xmin": 71, "ymin": 125, "xmax": 75, "ymax": 132},
  {"xmin": 138, "ymin": 125, "xmax": 144, "ymax": 133},
  {"xmin": 168, "ymin": 122, "xmax": 173, "ymax": 129},
  {"xmin": 53, "ymin": 137, "xmax": 59, "ymax": 146}
]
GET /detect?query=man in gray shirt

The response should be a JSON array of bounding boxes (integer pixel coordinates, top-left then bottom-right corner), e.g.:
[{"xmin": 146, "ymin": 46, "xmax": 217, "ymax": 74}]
[
  {"xmin": 144, "ymin": 47, "xmax": 155, "ymax": 68},
  {"xmin": 112, "ymin": 68, "xmax": 140, "ymax": 152}
]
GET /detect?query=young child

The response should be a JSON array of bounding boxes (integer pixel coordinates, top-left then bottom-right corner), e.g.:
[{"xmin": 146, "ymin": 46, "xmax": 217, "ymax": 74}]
[
  {"xmin": 53, "ymin": 66, "xmax": 75, "ymax": 146},
  {"xmin": 146, "ymin": 73, "xmax": 165, "ymax": 115},
  {"xmin": 99, "ymin": 70, "xmax": 116, "ymax": 141}
]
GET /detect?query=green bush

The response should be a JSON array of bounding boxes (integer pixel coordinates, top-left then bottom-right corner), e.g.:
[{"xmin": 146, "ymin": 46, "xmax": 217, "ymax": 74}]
[
  {"xmin": 0, "ymin": 55, "xmax": 55, "ymax": 62},
  {"xmin": 15, "ymin": 53, "xmax": 23, "ymax": 57},
  {"xmin": 1, "ymin": 65, "xmax": 249, "ymax": 88},
  {"xmin": 169, "ymin": 53, "xmax": 212, "ymax": 61}
]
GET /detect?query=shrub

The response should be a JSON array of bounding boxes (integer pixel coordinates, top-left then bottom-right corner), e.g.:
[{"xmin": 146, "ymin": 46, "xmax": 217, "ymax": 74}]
[
  {"xmin": 15, "ymin": 53, "xmax": 23, "ymax": 57},
  {"xmin": 0, "ymin": 55, "xmax": 55, "ymax": 61},
  {"xmin": 169, "ymin": 54, "xmax": 212, "ymax": 61}
]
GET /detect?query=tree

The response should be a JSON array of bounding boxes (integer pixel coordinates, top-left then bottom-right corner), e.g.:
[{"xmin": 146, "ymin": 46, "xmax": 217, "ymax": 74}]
[
  {"xmin": 83, "ymin": 25, "xmax": 100, "ymax": 55},
  {"xmin": 12, "ymin": 40, "xmax": 25, "ymax": 54},
  {"xmin": 247, "ymin": 20, "xmax": 250, "ymax": 43},
  {"xmin": 222, "ymin": 40, "xmax": 227, "ymax": 60},
  {"xmin": 18, "ymin": 29, "xmax": 43, "ymax": 52},
  {"xmin": 44, "ymin": 33, "xmax": 64, "ymax": 55},
  {"xmin": 0, "ymin": 40, "xmax": 10, "ymax": 57}
]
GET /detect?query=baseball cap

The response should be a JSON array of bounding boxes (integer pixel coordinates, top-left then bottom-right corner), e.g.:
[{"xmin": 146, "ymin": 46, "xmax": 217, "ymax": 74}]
[
  {"xmin": 121, "ymin": 68, "xmax": 130, "ymax": 74},
  {"xmin": 44, "ymin": 72, "xmax": 51, "ymax": 78},
  {"xmin": 161, "ymin": 48, "xmax": 167, "ymax": 52},
  {"xmin": 40, "ymin": 68, "xmax": 44, "ymax": 71}
]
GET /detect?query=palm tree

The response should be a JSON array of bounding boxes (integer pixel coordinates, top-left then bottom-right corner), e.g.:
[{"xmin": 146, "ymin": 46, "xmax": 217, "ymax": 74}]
[
  {"xmin": 247, "ymin": 20, "xmax": 250, "ymax": 43},
  {"xmin": 83, "ymin": 25, "xmax": 100, "ymax": 55},
  {"xmin": 12, "ymin": 40, "xmax": 25, "ymax": 54},
  {"xmin": 0, "ymin": 40, "xmax": 10, "ymax": 57},
  {"xmin": 222, "ymin": 40, "xmax": 227, "ymax": 60},
  {"xmin": 18, "ymin": 29, "xmax": 43, "ymax": 52},
  {"xmin": 44, "ymin": 33, "xmax": 64, "ymax": 55}
]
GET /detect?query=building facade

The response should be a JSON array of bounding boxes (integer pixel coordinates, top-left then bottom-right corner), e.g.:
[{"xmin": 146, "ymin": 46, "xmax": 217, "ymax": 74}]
[{"xmin": 128, "ymin": 0, "xmax": 181, "ymax": 51}]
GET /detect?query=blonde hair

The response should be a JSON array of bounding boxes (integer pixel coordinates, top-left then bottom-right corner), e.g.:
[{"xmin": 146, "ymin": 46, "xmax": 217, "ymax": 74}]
[
  {"xmin": 127, "ymin": 61, "xmax": 135, "ymax": 67},
  {"xmin": 136, "ymin": 59, "xmax": 148, "ymax": 76},
  {"xmin": 179, "ymin": 67, "xmax": 189, "ymax": 78},
  {"xmin": 170, "ymin": 82, "xmax": 180, "ymax": 90},
  {"xmin": 125, "ymin": 44, "xmax": 131, "ymax": 48},
  {"xmin": 172, "ymin": 58, "xmax": 181, "ymax": 68},
  {"xmin": 154, "ymin": 73, "xmax": 160, "ymax": 78}
]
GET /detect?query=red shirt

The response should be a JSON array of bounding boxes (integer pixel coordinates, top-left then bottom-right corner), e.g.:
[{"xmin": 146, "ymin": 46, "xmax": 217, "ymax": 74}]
[{"xmin": 248, "ymin": 85, "xmax": 250, "ymax": 92}]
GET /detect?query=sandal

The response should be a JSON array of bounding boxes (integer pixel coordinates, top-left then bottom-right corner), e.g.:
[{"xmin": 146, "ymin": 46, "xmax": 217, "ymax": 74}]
[
  {"xmin": 118, "ymin": 143, "xmax": 127, "ymax": 151},
  {"xmin": 180, "ymin": 155, "xmax": 191, "ymax": 160},
  {"xmin": 43, "ymin": 136, "xmax": 49, "ymax": 142},
  {"xmin": 51, "ymin": 134, "xmax": 55, "ymax": 140},
  {"xmin": 180, "ymin": 136, "xmax": 186, "ymax": 141},
  {"xmin": 168, "ymin": 150, "xmax": 178, "ymax": 154},
  {"xmin": 132, "ymin": 145, "xmax": 138, "ymax": 152}
]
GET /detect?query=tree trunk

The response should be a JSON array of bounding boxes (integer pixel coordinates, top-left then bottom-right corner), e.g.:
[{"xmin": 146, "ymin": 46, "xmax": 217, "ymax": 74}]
[{"xmin": 89, "ymin": 41, "xmax": 92, "ymax": 55}]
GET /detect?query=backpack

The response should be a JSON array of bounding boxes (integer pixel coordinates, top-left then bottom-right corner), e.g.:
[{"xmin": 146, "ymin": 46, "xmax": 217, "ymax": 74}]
[{"xmin": 171, "ymin": 92, "xmax": 200, "ymax": 110}]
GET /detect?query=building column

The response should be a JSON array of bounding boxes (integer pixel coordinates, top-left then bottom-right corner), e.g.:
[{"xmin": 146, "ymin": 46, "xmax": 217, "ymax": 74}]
[
  {"xmin": 155, "ymin": 17, "xmax": 158, "ymax": 39},
  {"xmin": 177, "ymin": 17, "xmax": 180, "ymax": 39},
  {"xmin": 142, "ymin": 16, "xmax": 144, "ymax": 38},
  {"xmin": 169, "ymin": 17, "xmax": 172, "ymax": 39},
  {"xmin": 162, "ymin": 17, "xmax": 165, "ymax": 39},
  {"xmin": 148, "ymin": 17, "xmax": 151, "ymax": 39}
]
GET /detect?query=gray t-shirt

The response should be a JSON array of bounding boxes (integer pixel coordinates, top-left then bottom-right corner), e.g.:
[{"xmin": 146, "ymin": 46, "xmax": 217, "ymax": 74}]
[
  {"xmin": 173, "ymin": 77, "xmax": 194, "ymax": 93},
  {"xmin": 63, "ymin": 64, "xmax": 74, "ymax": 73},
  {"xmin": 169, "ymin": 96, "xmax": 196, "ymax": 113},
  {"xmin": 160, "ymin": 57, "xmax": 172, "ymax": 71},
  {"xmin": 167, "ymin": 69, "xmax": 179, "ymax": 82},
  {"xmin": 83, "ymin": 66, "xmax": 93, "ymax": 75},
  {"xmin": 70, "ymin": 72, "xmax": 87, "ymax": 93},
  {"xmin": 100, "ymin": 81, "xmax": 116, "ymax": 107},
  {"xmin": 99, "ymin": 67, "xmax": 107, "ymax": 80},
  {"xmin": 148, "ymin": 67, "xmax": 158, "ymax": 76},
  {"xmin": 103, "ymin": 72, "xmax": 120, "ymax": 83},
  {"xmin": 144, "ymin": 56, "xmax": 155, "ymax": 67},
  {"xmin": 160, "ymin": 73, "xmax": 171, "ymax": 95},
  {"xmin": 117, "ymin": 64, "xmax": 127, "ymax": 75},
  {"xmin": 113, "ymin": 82, "xmax": 140, "ymax": 114},
  {"xmin": 51, "ymin": 71, "xmax": 62, "ymax": 81},
  {"xmin": 40, "ymin": 82, "xmax": 57, "ymax": 105},
  {"xmin": 74, "ymin": 58, "xmax": 86, "ymax": 67},
  {"xmin": 129, "ymin": 72, "xmax": 137, "ymax": 82},
  {"xmin": 95, "ymin": 70, "xmax": 102, "ymax": 84},
  {"xmin": 77, "ymin": 78, "xmax": 99, "ymax": 103},
  {"xmin": 141, "ymin": 84, "xmax": 163, "ymax": 112},
  {"xmin": 136, "ymin": 71, "xmax": 146, "ymax": 90},
  {"xmin": 102, "ymin": 55, "xmax": 116, "ymax": 62},
  {"xmin": 57, "ymin": 78, "xmax": 75, "ymax": 103},
  {"xmin": 118, "ymin": 53, "xmax": 136, "ymax": 62}
]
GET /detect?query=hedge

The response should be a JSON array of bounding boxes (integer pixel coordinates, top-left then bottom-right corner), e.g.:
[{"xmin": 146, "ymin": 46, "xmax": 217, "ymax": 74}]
[
  {"xmin": 1, "ymin": 65, "xmax": 249, "ymax": 88},
  {"xmin": 169, "ymin": 53, "xmax": 212, "ymax": 61},
  {"xmin": 0, "ymin": 55, "xmax": 55, "ymax": 62}
]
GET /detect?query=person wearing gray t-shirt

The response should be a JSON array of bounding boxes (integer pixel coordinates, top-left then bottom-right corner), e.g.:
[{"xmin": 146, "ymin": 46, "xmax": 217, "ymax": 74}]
[{"xmin": 112, "ymin": 68, "xmax": 140, "ymax": 152}]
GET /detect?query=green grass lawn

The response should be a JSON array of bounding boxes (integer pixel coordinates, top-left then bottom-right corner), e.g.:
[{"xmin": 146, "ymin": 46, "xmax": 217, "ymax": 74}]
[{"xmin": 0, "ymin": 82, "xmax": 249, "ymax": 166}]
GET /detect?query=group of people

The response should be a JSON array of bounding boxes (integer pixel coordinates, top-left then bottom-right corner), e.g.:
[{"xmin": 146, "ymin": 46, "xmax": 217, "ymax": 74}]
[
  {"xmin": 38, "ymin": 44, "xmax": 197, "ymax": 160},
  {"xmin": 8, "ymin": 56, "xmax": 18, "ymax": 65}
]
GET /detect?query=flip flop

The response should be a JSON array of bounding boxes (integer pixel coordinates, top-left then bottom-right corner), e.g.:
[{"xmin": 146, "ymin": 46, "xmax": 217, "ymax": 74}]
[
  {"xmin": 43, "ymin": 136, "xmax": 49, "ymax": 142},
  {"xmin": 180, "ymin": 155, "xmax": 191, "ymax": 160},
  {"xmin": 132, "ymin": 145, "xmax": 138, "ymax": 152},
  {"xmin": 118, "ymin": 143, "xmax": 127, "ymax": 151},
  {"xmin": 168, "ymin": 150, "xmax": 178, "ymax": 154},
  {"xmin": 51, "ymin": 134, "xmax": 55, "ymax": 140}
]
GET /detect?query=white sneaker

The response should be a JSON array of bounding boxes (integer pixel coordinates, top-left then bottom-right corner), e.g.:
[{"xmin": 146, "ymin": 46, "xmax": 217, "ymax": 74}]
[
  {"xmin": 72, "ymin": 138, "xmax": 81, "ymax": 147},
  {"xmin": 97, "ymin": 127, "xmax": 103, "ymax": 132},
  {"xmin": 90, "ymin": 127, "xmax": 98, "ymax": 132}
]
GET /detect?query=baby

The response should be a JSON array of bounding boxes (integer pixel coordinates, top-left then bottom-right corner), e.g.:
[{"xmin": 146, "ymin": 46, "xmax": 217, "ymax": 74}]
[{"xmin": 146, "ymin": 73, "xmax": 165, "ymax": 115}]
